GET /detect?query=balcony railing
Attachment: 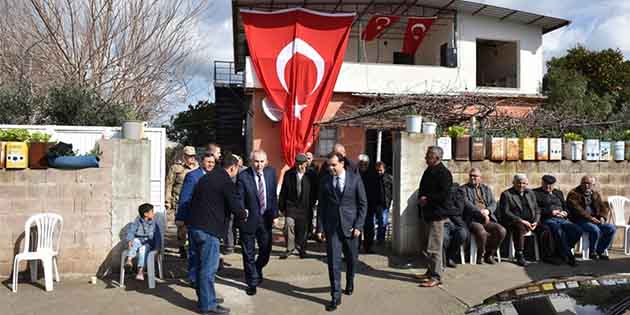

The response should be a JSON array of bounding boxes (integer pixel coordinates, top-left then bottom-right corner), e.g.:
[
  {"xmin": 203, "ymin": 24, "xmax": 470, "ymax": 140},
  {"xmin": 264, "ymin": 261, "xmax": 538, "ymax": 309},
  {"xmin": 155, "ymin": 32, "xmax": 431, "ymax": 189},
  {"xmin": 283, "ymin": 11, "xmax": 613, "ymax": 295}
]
[{"xmin": 214, "ymin": 61, "xmax": 244, "ymax": 87}]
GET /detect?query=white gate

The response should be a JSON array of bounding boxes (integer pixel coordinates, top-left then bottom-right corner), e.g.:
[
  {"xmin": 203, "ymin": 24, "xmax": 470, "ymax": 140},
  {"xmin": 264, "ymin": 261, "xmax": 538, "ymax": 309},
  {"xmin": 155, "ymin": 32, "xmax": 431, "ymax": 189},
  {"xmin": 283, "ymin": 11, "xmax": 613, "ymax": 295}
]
[{"xmin": 0, "ymin": 124, "xmax": 166, "ymax": 214}]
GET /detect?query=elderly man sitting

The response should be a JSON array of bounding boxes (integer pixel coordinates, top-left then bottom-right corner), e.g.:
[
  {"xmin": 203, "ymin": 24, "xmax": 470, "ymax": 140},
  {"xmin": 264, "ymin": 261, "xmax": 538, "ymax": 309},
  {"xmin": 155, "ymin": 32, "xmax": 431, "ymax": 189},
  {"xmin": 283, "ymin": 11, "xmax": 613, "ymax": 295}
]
[
  {"xmin": 498, "ymin": 174, "xmax": 541, "ymax": 266},
  {"xmin": 566, "ymin": 175, "xmax": 616, "ymax": 260},
  {"xmin": 461, "ymin": 168, "xmax": 506, "ymax": 264},
  {"xmin": 533, "ymin": 175, "xmax": 581, "ymax": 266}
]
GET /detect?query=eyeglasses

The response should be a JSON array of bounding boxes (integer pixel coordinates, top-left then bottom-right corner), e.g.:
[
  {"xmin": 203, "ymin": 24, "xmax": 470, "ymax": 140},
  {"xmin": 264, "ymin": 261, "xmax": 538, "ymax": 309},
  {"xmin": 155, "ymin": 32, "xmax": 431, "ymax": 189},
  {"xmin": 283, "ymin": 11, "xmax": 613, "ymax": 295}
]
[{"xmin": 469, "ymin": 174, "xmax": 480, "ymax": 177}]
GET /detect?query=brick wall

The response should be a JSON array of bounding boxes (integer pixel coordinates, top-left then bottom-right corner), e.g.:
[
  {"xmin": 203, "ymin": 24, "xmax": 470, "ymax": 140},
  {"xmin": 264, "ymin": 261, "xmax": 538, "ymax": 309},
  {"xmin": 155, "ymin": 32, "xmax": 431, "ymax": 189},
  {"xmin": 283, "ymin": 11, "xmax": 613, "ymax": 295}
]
[{"xmin": 0, "ymin": 139, "xmax": 150, "ymax": 277}]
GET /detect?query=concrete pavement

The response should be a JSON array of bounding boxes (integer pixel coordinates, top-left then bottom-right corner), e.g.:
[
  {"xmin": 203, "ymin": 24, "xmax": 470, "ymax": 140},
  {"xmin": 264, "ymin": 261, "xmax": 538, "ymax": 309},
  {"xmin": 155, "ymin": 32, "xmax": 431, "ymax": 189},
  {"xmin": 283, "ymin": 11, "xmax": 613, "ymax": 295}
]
[{"xmin": 3, "ymin": 233, "xmax": 630, "ymax": 315}]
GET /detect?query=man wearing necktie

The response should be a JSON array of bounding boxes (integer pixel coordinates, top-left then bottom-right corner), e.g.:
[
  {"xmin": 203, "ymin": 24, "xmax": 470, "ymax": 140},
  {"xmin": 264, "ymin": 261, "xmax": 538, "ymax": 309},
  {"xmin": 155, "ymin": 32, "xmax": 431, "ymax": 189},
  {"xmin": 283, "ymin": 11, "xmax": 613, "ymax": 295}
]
[
  {"xmin": 236, "ymin": 150, "xmax": 279, "ymax": 296},
  {"xmin": 318, "ymin": 152, "xmax": 367, "ymax": 311}
]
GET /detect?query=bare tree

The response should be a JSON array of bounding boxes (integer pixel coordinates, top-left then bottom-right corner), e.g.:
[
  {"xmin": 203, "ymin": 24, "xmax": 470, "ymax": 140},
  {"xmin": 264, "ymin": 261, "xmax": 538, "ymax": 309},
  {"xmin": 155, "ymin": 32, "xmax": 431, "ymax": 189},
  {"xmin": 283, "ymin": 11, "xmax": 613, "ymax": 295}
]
[{"xmin": 0, "ymin": 0, "xmax": 208, "ymax": 120}]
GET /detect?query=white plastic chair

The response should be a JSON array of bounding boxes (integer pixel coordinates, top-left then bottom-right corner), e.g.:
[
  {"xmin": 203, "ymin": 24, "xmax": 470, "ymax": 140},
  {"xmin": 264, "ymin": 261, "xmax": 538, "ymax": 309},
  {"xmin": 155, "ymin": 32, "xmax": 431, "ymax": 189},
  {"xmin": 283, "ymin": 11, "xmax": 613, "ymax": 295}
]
[
  {"xmin": 577, "ymin": 231, "xmax": 611, "ymax": 260},
  {"xmin": 469, "ymin": 237, "xmax": 502, "ymax": 265},
  {"xmin": 608, "ymin": 196, "xmax": 630, "ymax": 255},
  {"xmin": 12, "ymin": 213, "xmax": 63, "ymax": 293},
  {"xmin": 508, "ymin": 231, "xmax": 540, "ymax": 262},
  {"xmin": 119, "ymin": 227, "xmax": 164, "ymax": 289}
]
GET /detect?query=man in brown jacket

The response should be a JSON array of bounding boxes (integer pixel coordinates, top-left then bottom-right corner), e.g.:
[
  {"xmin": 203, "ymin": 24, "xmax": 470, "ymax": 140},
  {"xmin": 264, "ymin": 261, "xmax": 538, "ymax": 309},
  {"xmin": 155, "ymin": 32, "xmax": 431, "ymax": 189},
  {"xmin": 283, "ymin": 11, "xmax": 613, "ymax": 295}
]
[{"xmin": 566, "ymin": 175, "xmax": 616, "ymax": 260}]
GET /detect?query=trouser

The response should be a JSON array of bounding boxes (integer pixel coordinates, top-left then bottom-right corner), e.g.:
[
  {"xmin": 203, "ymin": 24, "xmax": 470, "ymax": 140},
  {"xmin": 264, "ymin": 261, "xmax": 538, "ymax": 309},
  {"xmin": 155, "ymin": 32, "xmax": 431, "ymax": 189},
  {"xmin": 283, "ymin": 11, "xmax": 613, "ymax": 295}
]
[
  {"xmin": 469, "ymin": 221, "xmax": 506, "ymax": 258},
  {"xmin": 189, "ymin": 228, "xmax": 221, "ymax": 312},
  {"xmin": 543, "ymin": 218, "xmax": 583, "ymax": 258},
  {"xmin": 127, "ymin": 238, "xmax": 150, "ymax": 268},
  {"xmin": 177, "ymin": 224, "xmax": 188, "ymax": 248},
  {"xmin": 326, "ymin": 226, "xmax": 358, "ymax": 300},
  {"xmin": 375, "ymin": 207, "xmax": 389, "ymax": 241},
  {"xmin": 285, "ymin": 212, "xmax": 309, "ymax": 253},
  {"xmin": 575, "ymin": 221, "xmax": 616, "ymax": 254},
  {"xmin": 443, "ymin": 221, "xmax": 469, "ymax": 262},
  {"xmin": 225, "ymin": 214, "xmax": 236, "ymax": 250},
  {"xmin": 363, "ymin": 208, "xmax": 376, "ymax": 250},
  {"xmin": 187, "ymin": 228, "xmax": 198, "ymax": 283},
  {"xmin": 425, "ymin": 219, "xmax": 446, "ymax": 280},
  {"xmin": 240, "ymin": 222, "xmax": 272, "ymax": 288},
  {"xmin": 507, "ymin": 220, "xmax": 533, "ymax": 252}
]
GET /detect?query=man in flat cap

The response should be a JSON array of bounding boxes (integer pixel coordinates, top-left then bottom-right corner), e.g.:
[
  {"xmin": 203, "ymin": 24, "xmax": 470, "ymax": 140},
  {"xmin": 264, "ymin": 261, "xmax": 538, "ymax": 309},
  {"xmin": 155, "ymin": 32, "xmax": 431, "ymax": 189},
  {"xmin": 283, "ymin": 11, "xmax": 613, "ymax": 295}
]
[
  {"xmin": 533, "ymin": 175, "xmax": 582, "ymax": 266},
  {"xmin": 279, "ymin": 153, "xmax": 317, "ymax": 259}
]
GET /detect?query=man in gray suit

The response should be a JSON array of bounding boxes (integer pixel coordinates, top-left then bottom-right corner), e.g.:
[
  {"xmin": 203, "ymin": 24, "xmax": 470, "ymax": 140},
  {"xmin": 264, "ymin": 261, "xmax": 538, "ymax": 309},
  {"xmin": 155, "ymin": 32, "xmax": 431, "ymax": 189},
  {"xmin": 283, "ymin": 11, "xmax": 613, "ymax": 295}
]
[{"xmin": 318, "ymin": 152, "xmax": 367, "ymax": 312}]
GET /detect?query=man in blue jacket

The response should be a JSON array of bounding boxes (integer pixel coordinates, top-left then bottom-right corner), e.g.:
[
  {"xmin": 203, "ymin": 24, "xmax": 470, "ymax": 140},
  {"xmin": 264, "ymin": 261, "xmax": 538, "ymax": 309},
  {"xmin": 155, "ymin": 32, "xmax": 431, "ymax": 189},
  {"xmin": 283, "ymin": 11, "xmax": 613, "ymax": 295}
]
[{"xmin": 177, "ymin": 153, "xmax": 217, "ymax": 286}]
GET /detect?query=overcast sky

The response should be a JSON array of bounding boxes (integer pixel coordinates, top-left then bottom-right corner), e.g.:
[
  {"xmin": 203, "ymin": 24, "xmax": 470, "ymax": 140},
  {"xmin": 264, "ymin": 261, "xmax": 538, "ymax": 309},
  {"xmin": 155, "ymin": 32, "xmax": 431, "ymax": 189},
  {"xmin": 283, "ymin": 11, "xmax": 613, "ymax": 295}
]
[{"xmin": 174, "ymin": 0, "xmax": 630, "ymax": 117}]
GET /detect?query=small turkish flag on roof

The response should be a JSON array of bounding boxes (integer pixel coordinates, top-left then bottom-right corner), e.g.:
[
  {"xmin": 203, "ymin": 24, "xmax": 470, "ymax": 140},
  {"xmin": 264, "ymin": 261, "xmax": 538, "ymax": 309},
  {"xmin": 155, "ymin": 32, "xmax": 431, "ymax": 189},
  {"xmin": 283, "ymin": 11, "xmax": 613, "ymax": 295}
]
[
  {"xmin": 361, "ymin": 15, "xmax": 400, "ymax": 41},
  {"xmin": 402, "ymin": 17, "xmax": 436, "ymax": 55}
]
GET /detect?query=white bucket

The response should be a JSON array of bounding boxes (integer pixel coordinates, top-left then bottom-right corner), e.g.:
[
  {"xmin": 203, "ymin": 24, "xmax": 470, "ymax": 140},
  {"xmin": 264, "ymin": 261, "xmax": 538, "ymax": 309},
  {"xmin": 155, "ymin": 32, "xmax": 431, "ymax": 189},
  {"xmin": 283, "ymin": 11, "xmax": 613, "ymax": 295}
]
[
  {"xmin": 570, "ymin": 141, "xmax": 583, "ymax": 161},
  {"xmin": 122, "ymin": 121, "xmax": 146, "ymax": 140},
  {"xmin": 421, "ymin": 122, "xmax": 437, "ymax": 134},
  {"xmin": 614, "ymin": 141, "xmax": 625, "ymax": 161},
  {"xmin": 405, "ymin": 115, "xmax": 422, "ymax": 133}
]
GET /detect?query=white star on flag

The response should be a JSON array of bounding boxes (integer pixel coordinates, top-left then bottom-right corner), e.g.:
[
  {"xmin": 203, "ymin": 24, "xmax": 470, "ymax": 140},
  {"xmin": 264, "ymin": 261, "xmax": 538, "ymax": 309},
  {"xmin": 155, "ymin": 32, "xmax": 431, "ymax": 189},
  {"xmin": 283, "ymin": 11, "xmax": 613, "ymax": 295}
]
[{"xmin": 294, "ymin": 98, "xmax": 307, "ymax": 119}]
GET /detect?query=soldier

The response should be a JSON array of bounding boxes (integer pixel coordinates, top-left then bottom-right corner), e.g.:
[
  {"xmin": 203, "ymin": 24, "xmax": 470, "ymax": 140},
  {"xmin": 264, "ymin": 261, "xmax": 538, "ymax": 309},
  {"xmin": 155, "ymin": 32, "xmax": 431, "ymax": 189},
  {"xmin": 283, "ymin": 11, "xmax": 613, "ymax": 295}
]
[{"xmin": 165, "ymin": 146, "xmax": 199, "ymax": 257}]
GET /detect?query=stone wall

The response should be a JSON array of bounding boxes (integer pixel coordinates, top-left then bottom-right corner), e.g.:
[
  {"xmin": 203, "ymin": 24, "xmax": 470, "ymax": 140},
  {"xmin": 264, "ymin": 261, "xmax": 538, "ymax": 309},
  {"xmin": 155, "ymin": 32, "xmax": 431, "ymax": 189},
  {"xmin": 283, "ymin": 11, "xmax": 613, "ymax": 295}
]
[
  {"xmin": 0, "ymin": 139, "xmax": 150, "ymax": 277},
  {"xmin": 392, "ymin": 132, "xmax": 630, "ymax": 255}
]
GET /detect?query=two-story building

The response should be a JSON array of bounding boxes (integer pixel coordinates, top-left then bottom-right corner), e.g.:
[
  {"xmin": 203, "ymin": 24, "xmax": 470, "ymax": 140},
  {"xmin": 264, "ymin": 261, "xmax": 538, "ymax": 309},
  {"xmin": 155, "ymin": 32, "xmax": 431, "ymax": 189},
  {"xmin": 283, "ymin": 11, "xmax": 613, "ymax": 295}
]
[{"xmin": 229, "ymin": 0, "xmax": 570, "ymax": 171}]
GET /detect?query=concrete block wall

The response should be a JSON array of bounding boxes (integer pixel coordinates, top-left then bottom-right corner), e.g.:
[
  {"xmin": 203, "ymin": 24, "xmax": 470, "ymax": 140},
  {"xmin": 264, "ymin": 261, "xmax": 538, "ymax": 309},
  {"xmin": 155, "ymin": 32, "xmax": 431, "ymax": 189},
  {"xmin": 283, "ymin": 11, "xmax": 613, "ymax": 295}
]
[
  {"xmin": 0, "ymin": 139, "xmax": 150, "ymax": 277},
  {"xmin": 392, "ymin": 132, "xmax": 630, "ymax": 255}
]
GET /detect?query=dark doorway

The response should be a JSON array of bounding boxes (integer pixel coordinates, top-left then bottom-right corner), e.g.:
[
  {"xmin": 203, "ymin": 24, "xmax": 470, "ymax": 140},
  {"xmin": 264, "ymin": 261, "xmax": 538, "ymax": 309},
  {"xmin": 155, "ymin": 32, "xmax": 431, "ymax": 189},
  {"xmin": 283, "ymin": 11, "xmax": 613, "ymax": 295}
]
[{"xmin": 365, "ymin": 129, "xmax": 394, "ymax": 173}]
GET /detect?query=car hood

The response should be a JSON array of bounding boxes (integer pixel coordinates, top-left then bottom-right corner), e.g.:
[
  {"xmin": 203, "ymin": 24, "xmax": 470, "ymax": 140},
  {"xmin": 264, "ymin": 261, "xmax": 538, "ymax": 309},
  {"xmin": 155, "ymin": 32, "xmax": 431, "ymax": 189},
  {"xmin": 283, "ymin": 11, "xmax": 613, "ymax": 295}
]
[{"xmin": 466, "ymin": 274, "xmax": 630, "ymax": 315}]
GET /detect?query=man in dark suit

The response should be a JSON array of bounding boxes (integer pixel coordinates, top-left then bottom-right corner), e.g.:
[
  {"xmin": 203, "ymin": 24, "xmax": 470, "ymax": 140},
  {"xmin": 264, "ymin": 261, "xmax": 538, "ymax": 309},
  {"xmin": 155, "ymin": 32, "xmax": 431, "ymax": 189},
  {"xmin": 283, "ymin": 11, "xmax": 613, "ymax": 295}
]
[
  {"xmin": 279, "ymin": 153, "xmax": 317, "ymax": 259},
  {"xmin": 498, "ymin": 174, "xmax": 540, "ymax": 266},
  {"xmin": 188, "ymin": 155, "xmax": 248, "ymax": 315},
  {"xmin": 318, "ymin": 152, "xmax": 367, "ymax": 311},
  {"xmin": 236, "ymin": 149, "xmax": 279, "ymax": 296},
  {"xmin": 533, "ymin": 175, "xmax": 581, "ymax": 266},
  {"xmin": 177, "ymin": 153, "xmax": 217, "ymax": 286}
]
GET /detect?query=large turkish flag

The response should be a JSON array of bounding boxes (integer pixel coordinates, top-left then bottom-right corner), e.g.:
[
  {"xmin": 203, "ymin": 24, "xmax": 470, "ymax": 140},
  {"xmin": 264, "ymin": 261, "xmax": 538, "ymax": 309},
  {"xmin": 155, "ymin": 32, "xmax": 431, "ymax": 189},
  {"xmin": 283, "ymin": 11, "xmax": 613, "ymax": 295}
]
[
  {"xmin": 361, "ymin": 15, "xmax": 400, "ymax": 41},
  {"xmin": 241, "ymin": 8, "xmax": 355, "ymax": 166},
  {"xmin": 402, "ymin": 17, "xmax": 436, "ymax": 55}
]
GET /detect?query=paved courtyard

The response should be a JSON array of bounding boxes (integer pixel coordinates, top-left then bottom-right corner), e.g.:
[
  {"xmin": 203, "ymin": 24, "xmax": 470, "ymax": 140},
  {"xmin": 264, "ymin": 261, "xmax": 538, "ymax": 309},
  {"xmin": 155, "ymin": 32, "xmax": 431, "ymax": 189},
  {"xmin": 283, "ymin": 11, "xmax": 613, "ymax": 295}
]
[{"xmin": 2, "ymin": 228, "xmax": 630, "ymax": 315}]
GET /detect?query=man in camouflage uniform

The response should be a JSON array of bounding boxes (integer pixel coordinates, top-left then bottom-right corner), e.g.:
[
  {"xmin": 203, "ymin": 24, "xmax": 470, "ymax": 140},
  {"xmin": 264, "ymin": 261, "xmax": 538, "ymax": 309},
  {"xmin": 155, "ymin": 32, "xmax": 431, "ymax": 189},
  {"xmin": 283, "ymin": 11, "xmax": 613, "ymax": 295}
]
[{"xmin": 165, "ymin": 146, "xmax": 199, "ymax": 226}]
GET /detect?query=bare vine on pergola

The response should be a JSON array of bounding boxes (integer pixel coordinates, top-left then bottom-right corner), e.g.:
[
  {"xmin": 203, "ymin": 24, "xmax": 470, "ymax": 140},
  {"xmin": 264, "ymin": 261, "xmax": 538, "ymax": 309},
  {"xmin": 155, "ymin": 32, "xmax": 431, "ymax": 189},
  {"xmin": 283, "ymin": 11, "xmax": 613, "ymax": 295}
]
[{"xmin": 320, "ymin": 92, "xmax": 538, "ymax": 130}]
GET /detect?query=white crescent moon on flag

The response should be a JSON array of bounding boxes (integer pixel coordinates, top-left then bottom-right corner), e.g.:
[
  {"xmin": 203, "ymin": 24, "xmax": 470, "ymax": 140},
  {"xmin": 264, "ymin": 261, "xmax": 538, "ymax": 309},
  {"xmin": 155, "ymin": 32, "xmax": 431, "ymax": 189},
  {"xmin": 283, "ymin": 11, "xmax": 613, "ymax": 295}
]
[
  {"xmin": 375, "ymin": 16, "xmax": 391, "ymax": 28},
  {"xmin": 276, "ymin": 38, "xmax": 325, "ymax": 95},
  {"xmin": 411, "ymin": 23, "xmax": 427, "ymax": 35}
]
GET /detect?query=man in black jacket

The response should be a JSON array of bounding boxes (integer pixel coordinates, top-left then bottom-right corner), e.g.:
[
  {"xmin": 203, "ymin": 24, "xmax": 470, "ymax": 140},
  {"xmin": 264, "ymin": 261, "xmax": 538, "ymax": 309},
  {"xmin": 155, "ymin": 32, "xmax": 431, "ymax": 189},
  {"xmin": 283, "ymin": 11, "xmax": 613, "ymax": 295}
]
[
  {"xmin": 279, "ymin": 153, "xmax": 317, "ymax": 259},
  {"xmin": 417, "ymin": 146, "xmax": 452, "ymax": 287},
  {"xmin": 533, "ymin": 175, "xmax": 581, "ymax": 266},
  {"xmin": 442, "ymin": 184, "xmax": 469, "ymax": 268},
  {"xmin": 188, "ymin": 155, "xmax": 248, "ymax": 315}
]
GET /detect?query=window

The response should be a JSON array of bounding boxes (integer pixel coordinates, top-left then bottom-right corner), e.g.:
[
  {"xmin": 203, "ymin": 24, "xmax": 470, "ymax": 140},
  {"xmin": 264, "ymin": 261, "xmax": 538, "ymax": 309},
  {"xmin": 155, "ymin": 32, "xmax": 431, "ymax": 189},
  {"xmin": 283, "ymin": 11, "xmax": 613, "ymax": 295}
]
[
  {"xmin": 317, "ymin": 127, "xmax": 337, "ymax": 156},
  {"xmin": 476, "ymin": 39, "xmax": 518, "ymax": 88}
]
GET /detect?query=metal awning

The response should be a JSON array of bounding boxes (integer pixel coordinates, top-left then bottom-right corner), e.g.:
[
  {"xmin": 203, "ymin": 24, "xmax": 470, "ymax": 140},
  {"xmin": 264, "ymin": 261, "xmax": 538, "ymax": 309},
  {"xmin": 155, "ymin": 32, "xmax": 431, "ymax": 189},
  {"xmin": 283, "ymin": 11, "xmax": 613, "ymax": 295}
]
[{"xmin": 231, "ymin": 0, "xmax": 570, "ymax": 71}]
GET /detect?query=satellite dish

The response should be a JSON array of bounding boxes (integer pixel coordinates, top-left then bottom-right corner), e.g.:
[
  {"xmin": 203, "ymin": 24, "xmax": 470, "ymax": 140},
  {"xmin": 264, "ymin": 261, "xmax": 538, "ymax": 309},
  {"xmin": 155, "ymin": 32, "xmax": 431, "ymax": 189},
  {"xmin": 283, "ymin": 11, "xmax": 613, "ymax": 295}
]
[{"xmin": 262, "ymin": 97, "xmax": 284, "ymax": 122}]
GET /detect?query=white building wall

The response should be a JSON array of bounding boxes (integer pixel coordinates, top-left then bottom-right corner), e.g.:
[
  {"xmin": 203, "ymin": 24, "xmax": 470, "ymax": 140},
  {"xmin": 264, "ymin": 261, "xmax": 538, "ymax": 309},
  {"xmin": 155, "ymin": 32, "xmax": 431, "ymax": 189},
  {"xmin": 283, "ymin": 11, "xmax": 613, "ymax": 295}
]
[{"xmin": 245, "ymin": 13, "xmax": 545, "ymax": 96}]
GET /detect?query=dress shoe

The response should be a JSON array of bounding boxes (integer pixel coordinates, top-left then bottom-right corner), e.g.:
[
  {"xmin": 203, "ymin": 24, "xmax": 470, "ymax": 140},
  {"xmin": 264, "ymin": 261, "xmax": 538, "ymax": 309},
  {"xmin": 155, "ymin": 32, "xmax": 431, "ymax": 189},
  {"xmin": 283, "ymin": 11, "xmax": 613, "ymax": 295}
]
[
  {"xmin": 419, "ymin": 278, "xmax": 441, "ymax": 287},
  {"xmin": 567, "ymin": 254, "xmax": 577, "ymax": 267},
  {"xmin": 204, "ymin": 304, "xmax": 230, "ymax": 315},
  {"xmin": 515, "ymin": 251, "xmax": 527, "ymax": 267},
  {"xmin": 446, "ymin": 259, "xmax": 457, "ymax": 268},
  {"xmin": 326, "ymin": 297, "xmax": 341, "ymax": 311},
  {"xmin": 484, "ymin": 256, "xmax": 497, "ymax": 265},
  {"xmin": 279, "ymin": 251, "xmax": 291, "ymax": 260},
  {"xmin": 343, "ymin": 284, "xmax": 354, "ymax": 296},
  {"xmin": 245, "ymin": 286, "xmax": 257, "ymax": 296},
  {"xmin": 299, "ymin": 250, "xmax": 306, "ymax": 259},
  {"xmin": 476, "ymin": 257, "xmax": 485, "ymax": 265},
  {"xmin": 598, "ymin": 254, "xmax": 610, "ymax": 260},
  {"xmin": 589, "ymin": 253, "xmax": 598, "ymax": 260}
]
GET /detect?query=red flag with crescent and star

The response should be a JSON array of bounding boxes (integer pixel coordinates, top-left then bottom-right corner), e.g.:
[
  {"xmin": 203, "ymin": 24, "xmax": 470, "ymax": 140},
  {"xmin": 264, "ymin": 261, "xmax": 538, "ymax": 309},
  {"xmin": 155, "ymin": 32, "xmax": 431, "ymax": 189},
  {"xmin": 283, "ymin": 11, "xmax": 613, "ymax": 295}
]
[
  {"xmin": 361, "ymin": 15, "xmax": 400, "ymax": 41},
  {"xmin": 240, "ymin": 8, "xmax": 355, "ymax": 166},
  {"xmin": 402, "ymin": 17, "xmax": 436, "ymax": 55}
]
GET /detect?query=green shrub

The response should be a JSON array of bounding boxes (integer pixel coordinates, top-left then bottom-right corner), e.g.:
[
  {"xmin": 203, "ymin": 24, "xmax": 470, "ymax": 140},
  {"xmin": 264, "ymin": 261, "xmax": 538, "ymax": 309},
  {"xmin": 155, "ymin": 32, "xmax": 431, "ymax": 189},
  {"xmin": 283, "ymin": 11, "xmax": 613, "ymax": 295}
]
[{"xmin": 28, "ymin": 131, "xmax": 52, "ymax": 143}]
